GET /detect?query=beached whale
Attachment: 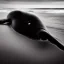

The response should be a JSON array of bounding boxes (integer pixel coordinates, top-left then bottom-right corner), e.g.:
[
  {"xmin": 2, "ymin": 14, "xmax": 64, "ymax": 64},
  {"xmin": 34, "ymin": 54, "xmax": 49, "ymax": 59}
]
[{"xmin": 0, "ymin": 10, "xmax": 64, "ymax": 50}]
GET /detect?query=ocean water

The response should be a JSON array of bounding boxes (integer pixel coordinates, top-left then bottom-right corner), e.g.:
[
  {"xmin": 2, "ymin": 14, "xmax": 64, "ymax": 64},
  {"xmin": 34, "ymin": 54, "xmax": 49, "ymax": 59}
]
[{"xmin": 35, "ymin": 12, "xmax": 64, "ymax": 45}]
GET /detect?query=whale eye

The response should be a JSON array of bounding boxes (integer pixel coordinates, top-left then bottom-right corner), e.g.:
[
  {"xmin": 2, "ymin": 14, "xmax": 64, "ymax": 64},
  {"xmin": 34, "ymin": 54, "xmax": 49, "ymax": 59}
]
[
  {"xmin": 28, "ymin": 22, "xmax": 31, "ymax": 25},
  {"xmin": 28, "ymin": 21, "xmax": 31, "ymax": 25}
]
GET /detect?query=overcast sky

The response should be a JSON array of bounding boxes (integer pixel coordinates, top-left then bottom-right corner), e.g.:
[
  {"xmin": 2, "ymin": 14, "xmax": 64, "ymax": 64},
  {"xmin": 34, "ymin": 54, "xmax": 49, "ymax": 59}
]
[
  {"xmin": 0, "ymin": 0, "xmax": 64, "ymax": 2},
  {"xmin": 10, "ymin": 0, "xmax": 64, "ymax": 1},
  {"xmin": 0, "ymin": 0, "xmax": 64, "ymax": 8}
]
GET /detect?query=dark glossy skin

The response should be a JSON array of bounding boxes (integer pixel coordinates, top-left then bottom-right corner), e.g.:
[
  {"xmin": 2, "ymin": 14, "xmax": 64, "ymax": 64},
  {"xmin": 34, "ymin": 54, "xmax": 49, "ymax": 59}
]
[{"xmin": 7, "ymin": 11, "xmax": 45, "ymax": 39}]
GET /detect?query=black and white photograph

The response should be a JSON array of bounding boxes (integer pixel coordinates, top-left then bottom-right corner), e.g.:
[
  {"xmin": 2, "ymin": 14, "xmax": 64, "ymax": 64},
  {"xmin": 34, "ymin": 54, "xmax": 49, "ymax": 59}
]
[{"xmin": 0, "ymin": 0, "xmax": 64, "ymax": 64}]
